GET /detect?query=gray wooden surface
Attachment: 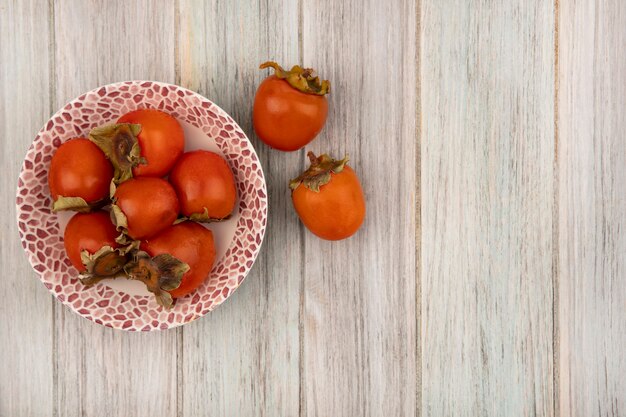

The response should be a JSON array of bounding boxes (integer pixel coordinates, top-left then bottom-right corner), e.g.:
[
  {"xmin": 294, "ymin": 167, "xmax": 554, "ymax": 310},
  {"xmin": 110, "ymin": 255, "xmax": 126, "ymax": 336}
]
[
  {"xmin": 558, "ymin": 1, "xmax": 626, "ymax": 415},
  {"xmin": 421, "ymin": 0, "xmax": 555, "ymax": 415},
  {"xmin": 1, "ymin": 0, "xmax": 624, "ymax": 416}
]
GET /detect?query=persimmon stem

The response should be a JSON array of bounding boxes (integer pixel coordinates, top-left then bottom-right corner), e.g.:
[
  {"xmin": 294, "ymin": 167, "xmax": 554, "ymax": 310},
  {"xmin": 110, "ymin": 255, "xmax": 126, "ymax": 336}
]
[
  {"xmin": 290, "ymin": 153, "xmax": 349, "ymax": 193},
  {"xmin": 260, "ymin": 61, "xmax": 330, "ymax": 96}
]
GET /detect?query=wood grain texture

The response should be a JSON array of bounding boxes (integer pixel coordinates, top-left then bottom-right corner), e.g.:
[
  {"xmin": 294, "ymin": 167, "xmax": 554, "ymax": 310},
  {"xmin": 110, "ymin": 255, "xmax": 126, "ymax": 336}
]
[
  {"xmin": 558, "ymin": 1, "xmax": 626, "ymax": 415},
  {"xmin": 300, "ymin": 0, "xmax": 418, "ymax": 416},
  {"xmin": 177, "ymin": 0, "xmax": 302, "ymax": 415},
  {"xmin": 52, "ymin": 2, "xmax": 178, "ymax": 416},
  {"xmin": 6, "ymin": 1, "xmax": 626, "ymax": 416},
  {"xmin": 0, "ymin": 1, "xmax": 54, "ymax": 416},
  {"xmin": 421, "ymin": 1, "xmax": 555, "ymax": 415}
]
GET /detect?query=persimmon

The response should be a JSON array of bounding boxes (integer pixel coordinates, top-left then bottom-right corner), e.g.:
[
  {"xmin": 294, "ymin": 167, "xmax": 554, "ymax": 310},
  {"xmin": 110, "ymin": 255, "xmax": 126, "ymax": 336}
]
[
  {"xmin": 169, "ymin": 150, "xmax": 237, "ymax": 221},
  {"xmin": 112, "ymin": 177, "xmax": 179, "ymax": 240},
  {"xmin": 89, "ymin": 110, "xmax": 184, "ymax": 182},
  {"xmin": 290, "ymin": 152, "xmax": 365, "ymax": 240},
  {"xmin": 253, "ymin": 62, "xmax": 329, "ymax": 151},
  {"xmin": 141, "ymin": 222, "xmax": 216, "ymax": 299},
  {"xmin": 118, "ymin": 109, "xmax": 185, "ymax": 177},
  {"xmin": 48, "ymin": 138, "xmax": 113, "ymax": 211}
]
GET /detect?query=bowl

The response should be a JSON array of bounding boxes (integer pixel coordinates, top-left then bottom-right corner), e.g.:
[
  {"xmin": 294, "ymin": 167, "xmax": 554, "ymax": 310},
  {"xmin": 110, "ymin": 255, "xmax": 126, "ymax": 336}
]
[{"xmin": 16, "ymin": 81, "xmax": 268, "ymax": 331}]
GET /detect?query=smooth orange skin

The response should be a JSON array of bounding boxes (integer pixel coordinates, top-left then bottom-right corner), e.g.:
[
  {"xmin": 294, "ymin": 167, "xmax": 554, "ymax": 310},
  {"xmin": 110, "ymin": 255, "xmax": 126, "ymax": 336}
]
[
  {"xmin": 253, "ymin": 76, "xmax": 328, "ymax": 151},
  {"xmin": 118, "ymin": 109, "xmax": 184, "ymax": 177},
  {"xmin": 142, "ymin": 222, "xmax": 216, "ymax": 298},
  {"xmin": 114, "ymin": 177, "xmax": 179, "ymax": 240},
  {"xmin": 64, "ymin": 211, "xmax": 119, "ymax": 272},
  {"xmin": 292, "ymin": 166, "xmax": 366, "ymax": 240},
  {"xmin": 169, "ymin": 150, "xmax": 237, "ymax": 218},
  {"xmin": 48, "ymin": 138, "xmax": 113, "ymax": 202}
]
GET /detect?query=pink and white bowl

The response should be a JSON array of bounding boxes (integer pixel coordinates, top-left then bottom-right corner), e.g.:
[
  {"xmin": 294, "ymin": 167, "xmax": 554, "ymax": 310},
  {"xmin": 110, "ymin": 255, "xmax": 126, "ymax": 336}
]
[{"xmin": 16, "ymin": 81, "xmax": 268, "ymax": 331}]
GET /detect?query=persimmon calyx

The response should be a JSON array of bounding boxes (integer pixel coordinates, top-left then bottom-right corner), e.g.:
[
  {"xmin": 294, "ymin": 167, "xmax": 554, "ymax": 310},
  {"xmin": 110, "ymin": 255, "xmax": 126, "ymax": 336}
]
[
  {"xmin": 189, "ymin": 207, "xmax": 232, "ymax": 223},
  {"xmin": 52, "ymin": 196, "xmax": 108, "ymax": 213},
  {"xmin": 78, "ymin": 245, "xmax": 131, "ymax": 287},
  {"xmin": 108, "ymin": 202, "xmax": 139, "ymax": 247},
  {"xmin": 124, "ymin": 251, "xmax": 189, "ymax": 309},
  {"xmin": 109, "ymin": 203, "xmax": 128, "ymax": 233},
  {"xmin": 172, "ymin": 209, "xmax": 232, "ymax": 225},
  {"xmin": 89, "ymin": 123, "xmax": 145, "ymax": 183},
  {"xmin": 289, "ymin": 152, "xmax": 348, "ymax": 193},
  {"xmin": 260, "ymin": 61, "xmax": 330, "ymax": 96}
]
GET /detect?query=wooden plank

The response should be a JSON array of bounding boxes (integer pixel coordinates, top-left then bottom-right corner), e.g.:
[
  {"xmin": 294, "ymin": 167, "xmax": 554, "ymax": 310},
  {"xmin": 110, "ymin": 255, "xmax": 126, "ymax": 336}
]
[
  {"xmin": 177, "ymin": 1, "xmax": 301, "ymax": 416},
  {"xmin": 421, "ymin": 1, "xmax": 555, "ymax": 415},
  {"xmin": 0, "ymin": 1, "xmax": 54, "ymax": 416},
  {"xmin": 300, "ymin": 0, "xmax": 418, "ymax": 416},
  {"xmin": 558, "ymin": 1, "xmax": 626, "ymax": 415},
  {"xmin": 52, "ymin": 2, "xmax": 178, "ymax": 416}
]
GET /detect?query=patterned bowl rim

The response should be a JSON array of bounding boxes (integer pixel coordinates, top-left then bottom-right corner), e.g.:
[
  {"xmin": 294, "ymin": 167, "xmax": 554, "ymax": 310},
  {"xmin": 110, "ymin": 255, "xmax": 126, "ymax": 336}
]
[{"xmin": 15, "ymin": 80, "xmax": 268, "ymax": 331}]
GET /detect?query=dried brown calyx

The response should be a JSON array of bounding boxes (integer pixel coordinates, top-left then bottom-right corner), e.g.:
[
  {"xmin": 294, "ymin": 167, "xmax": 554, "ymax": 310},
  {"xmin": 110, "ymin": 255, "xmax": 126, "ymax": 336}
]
[
  {"xmin": 173, "ymin": 209, "xmax": 232, "ymax": 224},
  {"xmin": 289, "ymin": 152, "xmax": 348, "ymax": 192},
  {"xmin": 124, "ymin": 251, "xmax": 189, "ymax": 308},
  {"xmin": 78, "ymin": 244, "xmax": 137, "ymax": 287},
  {"xmin": 107, "ymin": 181, "xmax": 132, "ymax": 243},
  {"xmin": 109, "ymin": 202, "xmax": 128, "ymax": 234},
  {"xmin": 260, "ymin": 61, "xmax": 330, "ymax": 96},
  {"xmin": 89, "ymin": 123, "xmax": 145, "ymax": 183},
  {"xmin": 52, "ymin": 196, "xmax": 108, "ymax": 213}
]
